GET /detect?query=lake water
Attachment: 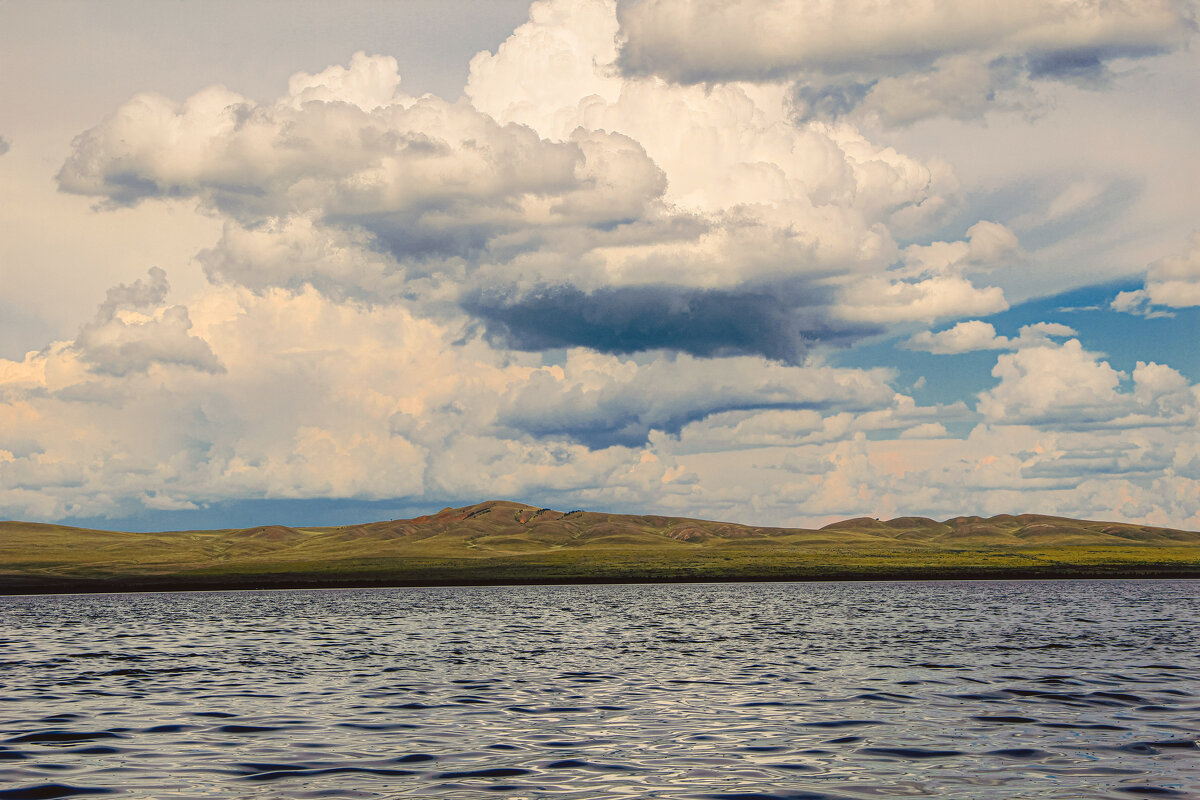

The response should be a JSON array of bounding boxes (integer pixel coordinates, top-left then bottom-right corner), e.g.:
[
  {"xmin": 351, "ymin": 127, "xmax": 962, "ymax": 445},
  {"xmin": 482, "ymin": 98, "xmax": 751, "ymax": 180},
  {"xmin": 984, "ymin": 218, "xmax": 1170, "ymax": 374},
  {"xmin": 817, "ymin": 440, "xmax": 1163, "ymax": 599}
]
[{"xmin": 1, "ymin": 580, "xmax": 1197, "ymax": 799}]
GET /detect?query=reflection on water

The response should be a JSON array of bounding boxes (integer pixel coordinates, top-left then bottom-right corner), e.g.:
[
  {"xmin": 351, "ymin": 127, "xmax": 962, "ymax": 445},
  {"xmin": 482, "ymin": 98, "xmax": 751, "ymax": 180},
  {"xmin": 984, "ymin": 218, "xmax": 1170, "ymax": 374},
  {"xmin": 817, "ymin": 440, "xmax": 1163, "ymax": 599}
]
[{"xmin": 0, "ymin": 580, "xmax": 1197, "ymax": 799}]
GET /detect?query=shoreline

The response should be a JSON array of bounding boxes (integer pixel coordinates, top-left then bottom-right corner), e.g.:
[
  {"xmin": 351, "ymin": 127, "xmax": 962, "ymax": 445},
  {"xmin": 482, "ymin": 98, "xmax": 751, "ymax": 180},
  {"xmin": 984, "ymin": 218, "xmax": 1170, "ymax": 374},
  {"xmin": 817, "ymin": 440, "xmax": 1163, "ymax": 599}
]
[{"xmin": 4, "ymin": 563, "xmax": 1199, "ymax": 596}]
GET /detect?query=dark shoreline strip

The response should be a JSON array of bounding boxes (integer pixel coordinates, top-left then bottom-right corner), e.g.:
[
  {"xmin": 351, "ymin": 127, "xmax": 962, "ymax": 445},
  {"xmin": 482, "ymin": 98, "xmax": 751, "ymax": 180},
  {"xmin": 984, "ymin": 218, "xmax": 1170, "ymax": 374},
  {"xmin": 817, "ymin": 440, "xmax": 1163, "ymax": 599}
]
[{"xmin": 2, "ymin": 565, "xmax": 1198, "ymax": 596}]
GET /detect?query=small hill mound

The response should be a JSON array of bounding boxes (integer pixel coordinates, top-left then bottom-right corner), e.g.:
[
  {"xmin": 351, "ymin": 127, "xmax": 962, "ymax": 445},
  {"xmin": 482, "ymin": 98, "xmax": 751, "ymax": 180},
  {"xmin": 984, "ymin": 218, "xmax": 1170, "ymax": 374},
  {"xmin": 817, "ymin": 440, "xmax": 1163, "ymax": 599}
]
[
  {"xmin": 882, "ymin": 516, "xmax": 943, "ymax": 529},
  {"xmin": 234, "ymin": 525, "xmax": 302, "ymax": 542},
  {"xmin": 820, "ymin": 517, "xmax": 889, "ymax": 531}
]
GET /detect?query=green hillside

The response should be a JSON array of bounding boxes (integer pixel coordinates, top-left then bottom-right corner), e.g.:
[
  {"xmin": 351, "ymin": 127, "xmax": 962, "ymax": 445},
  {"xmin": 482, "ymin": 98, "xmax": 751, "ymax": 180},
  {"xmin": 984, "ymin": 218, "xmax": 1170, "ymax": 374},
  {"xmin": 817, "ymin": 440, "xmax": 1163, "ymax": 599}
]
[{"xmin": 3, "ymin": 500, "xmax": 1199, "ymax": 593}]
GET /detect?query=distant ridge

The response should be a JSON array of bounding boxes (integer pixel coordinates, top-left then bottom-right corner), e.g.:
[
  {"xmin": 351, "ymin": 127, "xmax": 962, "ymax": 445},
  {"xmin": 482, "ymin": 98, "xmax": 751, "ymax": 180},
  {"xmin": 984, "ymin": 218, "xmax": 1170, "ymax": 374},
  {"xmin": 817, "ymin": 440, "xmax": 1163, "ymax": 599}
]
[
  {"xmin": 316, "ymin": 499, "xmax": 1200, "ymax": 546},
  {"xmin": 2, "ymin": 500, "xmax": 1199, "ymax": 593},
  {"xmin": 816, "ymin": 512, "xmax": 1200, "ymax": 546}
]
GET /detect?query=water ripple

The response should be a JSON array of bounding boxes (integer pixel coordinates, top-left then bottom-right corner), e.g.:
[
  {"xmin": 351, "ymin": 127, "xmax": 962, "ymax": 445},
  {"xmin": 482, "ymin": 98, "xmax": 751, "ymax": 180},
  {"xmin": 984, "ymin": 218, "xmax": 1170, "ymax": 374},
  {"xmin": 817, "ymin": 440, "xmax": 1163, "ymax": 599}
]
[{"xmin": 0, "ymin": 579, "xmax": 1197, "ymax": 798}]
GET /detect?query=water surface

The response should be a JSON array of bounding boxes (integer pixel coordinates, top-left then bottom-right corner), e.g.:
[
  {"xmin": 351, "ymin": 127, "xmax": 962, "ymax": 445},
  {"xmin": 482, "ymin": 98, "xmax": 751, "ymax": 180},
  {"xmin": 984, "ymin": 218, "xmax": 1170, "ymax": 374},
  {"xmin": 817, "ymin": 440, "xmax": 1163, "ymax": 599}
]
[{"xmin": 1, "ymin": 580, "xmax": 1197, "ymax": 798}]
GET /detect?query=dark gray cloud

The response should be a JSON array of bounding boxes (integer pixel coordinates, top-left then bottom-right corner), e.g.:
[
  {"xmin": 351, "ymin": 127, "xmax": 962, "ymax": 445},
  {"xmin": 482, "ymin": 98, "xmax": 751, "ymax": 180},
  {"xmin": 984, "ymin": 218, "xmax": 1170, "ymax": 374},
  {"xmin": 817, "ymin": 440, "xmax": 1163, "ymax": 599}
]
[
  {"xmin": 616, "ymin": 0, "xmax": 1195, "ymax": 126},
  {"xmin": 1027, "ymin": 40, "xmax": 1178, "ymax": 86},
  {"xmin": 791, "ymin": 81, "xmax": 876, "ymax": 124},
  {"xmin": 1020, "ymin": 454, "xmax": 1166, "ymax": 480},
  {"xmin": 788, "ymin": 44, "xmax": 1167, "ymax": 126},
  {"xmin": 463, "ymin": 282, "xmax": 881, "ymax": 365},
  {"xmin": 343, "ymin": 210, "xmax": 518, "ymax": 265},
  {"xmin": 1027, "ymin": 50, "xmax": 1108, "ymax": 84},
  {"xmin": 616, "ymin": 0, "xmax": 1195, "ymax": 85},
  {"xmin": 0, "ymin": 136, "xmax": 10, "ymax": 156},
  {"xmin": 789, "ymin": 55, "xmax": 1029, "ymax": 125}
]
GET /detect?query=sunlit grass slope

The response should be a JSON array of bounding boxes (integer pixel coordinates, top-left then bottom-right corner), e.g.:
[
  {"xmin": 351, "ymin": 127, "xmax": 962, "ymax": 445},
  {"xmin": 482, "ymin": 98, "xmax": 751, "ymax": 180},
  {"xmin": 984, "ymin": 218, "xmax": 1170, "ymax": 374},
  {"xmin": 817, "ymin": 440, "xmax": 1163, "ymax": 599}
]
[{"xmin": 3, "ymin": 500, "xmax": 1199, "ymax": 593}]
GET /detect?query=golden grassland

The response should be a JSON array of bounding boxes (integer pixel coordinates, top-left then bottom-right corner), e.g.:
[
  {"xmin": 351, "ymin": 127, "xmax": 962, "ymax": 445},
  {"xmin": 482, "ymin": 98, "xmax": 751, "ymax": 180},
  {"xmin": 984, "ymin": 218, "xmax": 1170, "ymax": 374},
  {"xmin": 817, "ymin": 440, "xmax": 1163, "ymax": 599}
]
[{"xmin": 2, "ymin": 500, "xmax": 1199, "ymax": 593}]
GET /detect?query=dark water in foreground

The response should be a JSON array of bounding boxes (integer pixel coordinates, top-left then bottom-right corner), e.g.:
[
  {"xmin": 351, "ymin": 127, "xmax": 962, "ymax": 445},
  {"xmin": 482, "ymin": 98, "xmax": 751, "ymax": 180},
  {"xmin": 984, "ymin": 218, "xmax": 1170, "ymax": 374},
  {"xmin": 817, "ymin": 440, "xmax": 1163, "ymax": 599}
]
[{"xmin": 1, "ymin": 581, "xmax": 1197, "ymax": 800}]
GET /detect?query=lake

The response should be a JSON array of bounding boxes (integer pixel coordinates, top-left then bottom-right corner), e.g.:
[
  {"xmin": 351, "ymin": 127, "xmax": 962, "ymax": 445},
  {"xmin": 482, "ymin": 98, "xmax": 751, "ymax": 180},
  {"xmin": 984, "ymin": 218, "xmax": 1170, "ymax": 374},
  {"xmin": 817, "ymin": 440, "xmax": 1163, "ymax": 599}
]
[{"xmin": 1, "ymin": 580, "xmax": 1197, "ymax": 799}]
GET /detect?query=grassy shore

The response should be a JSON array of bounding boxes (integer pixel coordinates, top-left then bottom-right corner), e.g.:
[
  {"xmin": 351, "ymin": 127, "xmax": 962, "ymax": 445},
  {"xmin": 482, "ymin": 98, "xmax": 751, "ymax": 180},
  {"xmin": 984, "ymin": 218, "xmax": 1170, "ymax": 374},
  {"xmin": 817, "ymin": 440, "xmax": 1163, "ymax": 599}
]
[{"xmin": 3, "ymin": 501, "xmax": 1199, "ymax": 594}]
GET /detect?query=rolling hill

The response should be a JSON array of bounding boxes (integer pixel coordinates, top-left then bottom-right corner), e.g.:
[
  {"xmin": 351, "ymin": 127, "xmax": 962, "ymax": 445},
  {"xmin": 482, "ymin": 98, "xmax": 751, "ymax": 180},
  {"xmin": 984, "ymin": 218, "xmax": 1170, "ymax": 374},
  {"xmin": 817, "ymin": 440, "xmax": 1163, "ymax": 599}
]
[{"xmin": 2, "ymin": 500, "xmax": 1199, "ymax": 593}]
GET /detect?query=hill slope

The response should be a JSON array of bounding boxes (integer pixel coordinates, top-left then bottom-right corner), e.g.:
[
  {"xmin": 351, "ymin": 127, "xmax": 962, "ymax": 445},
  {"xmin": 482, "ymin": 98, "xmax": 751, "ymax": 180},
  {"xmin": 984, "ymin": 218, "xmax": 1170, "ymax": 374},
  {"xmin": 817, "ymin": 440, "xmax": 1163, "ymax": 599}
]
[{"xmin": 2, "ymin": 500, "xmax": 1199, "ymax": 593}]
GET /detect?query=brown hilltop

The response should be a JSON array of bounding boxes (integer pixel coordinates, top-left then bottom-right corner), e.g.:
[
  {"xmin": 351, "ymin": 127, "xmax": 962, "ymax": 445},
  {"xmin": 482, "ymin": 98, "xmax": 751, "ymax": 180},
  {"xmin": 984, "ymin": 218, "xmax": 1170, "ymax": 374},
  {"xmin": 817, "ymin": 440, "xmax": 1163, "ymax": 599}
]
[
  {"xmin": 337, "ymin": 499, "xmax": 800, "ymax": 551},
  {"xmin": 235, "ymin": 524, "xmax": 302, "ymax": 542},
  {"xmin": 819, "ymin": 512, "xmax": 1200, "ymax": 547}
]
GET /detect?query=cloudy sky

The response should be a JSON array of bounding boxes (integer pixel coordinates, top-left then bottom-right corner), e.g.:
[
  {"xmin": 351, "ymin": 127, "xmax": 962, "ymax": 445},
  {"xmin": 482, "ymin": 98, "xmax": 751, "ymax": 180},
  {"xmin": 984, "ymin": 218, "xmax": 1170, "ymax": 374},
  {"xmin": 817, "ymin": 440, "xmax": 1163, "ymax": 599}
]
[{"xmin": 2, "ymin": 0, "xmax": 1199, "ymax": 531}]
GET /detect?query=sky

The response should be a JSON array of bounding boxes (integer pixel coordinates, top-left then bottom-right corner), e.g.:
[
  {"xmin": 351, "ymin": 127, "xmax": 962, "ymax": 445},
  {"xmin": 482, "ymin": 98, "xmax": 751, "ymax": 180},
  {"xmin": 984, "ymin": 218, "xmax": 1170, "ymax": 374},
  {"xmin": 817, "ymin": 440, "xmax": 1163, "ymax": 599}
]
[{"xmin": 1, "ymin": 0, "xmax": 1199, "ymax": 532}]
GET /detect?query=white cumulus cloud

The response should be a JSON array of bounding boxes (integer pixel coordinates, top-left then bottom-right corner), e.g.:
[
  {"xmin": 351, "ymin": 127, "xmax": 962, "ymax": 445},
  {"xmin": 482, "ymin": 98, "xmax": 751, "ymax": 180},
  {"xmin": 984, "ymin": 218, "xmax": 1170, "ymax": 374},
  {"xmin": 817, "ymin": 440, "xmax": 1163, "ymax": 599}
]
[
  {"xmin": 905, "ymin": 319, "xmax": 1077, "ymax": 354},
  {"xmin": 978, "ymin": 338, "xmax": 1198, "ymax": 428},
  {"xmin": 1116, "ymin": 231, "xmax": 1200, "ymax": 313}
]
